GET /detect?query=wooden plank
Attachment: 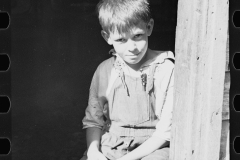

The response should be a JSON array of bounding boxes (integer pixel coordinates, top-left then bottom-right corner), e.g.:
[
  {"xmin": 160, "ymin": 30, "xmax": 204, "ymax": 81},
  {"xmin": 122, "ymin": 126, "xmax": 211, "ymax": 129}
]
[
  {"xmin": 225, "ymin": 34, "xmax": 229, "ymax": 71},
  {"xmin": 170, "ymin": 0, "xmax": 229, "ymax": 160},
  {"xmin": 219, "ymin": 71, "xmax": 230, "ymax": 160},
  {"xmin": 219, "ymin": 119, "xmax": 229, "ymax": 160},
  {"xmin": 222, "ymin": 71, "xmax": 230, "ymax": 120}
]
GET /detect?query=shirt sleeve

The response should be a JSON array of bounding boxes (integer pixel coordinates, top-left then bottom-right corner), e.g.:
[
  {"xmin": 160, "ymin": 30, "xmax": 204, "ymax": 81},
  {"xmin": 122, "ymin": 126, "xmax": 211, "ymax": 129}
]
[
  {"xmin": 152, "ymin": 61, "xmax": 174, "ymax": 141},
  {"xmin": 82, "ymin": 66, "xmax": 106, "ymax": 129}
]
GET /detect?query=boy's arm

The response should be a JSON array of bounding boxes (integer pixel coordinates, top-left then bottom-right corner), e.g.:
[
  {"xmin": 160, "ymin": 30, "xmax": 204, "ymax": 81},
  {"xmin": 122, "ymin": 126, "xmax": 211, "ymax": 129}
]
[
  {"xmin": 117, "ymin": 137, "xmax": 169, "ymax": 160},
  {"xmin": 86, "ymin": 127, "xmax": 102, "ymax": 153},
  {"xmin": 82, "ymin": 63, "xmax": 110, "ymax": 160},
  {"xmin": 86, "ymin": 127, "xmax": 108, "ymax": 160}
]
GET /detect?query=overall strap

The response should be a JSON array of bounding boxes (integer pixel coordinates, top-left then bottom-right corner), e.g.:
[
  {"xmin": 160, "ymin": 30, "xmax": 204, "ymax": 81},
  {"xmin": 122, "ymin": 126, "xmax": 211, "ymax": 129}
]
[
  {"xmin": 146, "ymin": 63, "xmax": 158, "ymax": 94},
  {"xmin": 106, "ymin": 56, "xmax": 130, "ymax": 97}
]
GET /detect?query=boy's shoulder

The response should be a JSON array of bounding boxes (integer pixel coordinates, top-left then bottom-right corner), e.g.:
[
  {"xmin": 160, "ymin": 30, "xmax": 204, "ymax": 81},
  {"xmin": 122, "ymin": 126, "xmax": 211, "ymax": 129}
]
[
  {"xmin": 98, "ymin": 56, "xmax": 115, "ymax": 70},
  {"xmin": 95, "ymin": 56, "xmax": 116, "ymax": 76},
  {"xmin": 153, "ymin": 51, "xmax": 174, "ymax": 81},
  {"xmin": 149, "ymin": 50, "xmax": 175, "ymax": 67}
]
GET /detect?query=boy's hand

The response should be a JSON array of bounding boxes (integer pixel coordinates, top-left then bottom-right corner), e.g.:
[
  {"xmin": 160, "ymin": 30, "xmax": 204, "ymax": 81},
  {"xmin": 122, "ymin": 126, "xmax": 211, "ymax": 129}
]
[{"xmin": 87, "ymin": 150, "xmax": 108, "ymax": 160}]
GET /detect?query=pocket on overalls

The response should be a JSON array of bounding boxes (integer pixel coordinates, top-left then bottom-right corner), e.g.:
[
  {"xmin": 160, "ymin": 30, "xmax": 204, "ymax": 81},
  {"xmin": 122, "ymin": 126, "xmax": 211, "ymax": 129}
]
[
  {"xmin": 100, "ymin": 132, "xmax": 126, "ymax": 159},
  {"xmin": 112, "ymin": 88, "xmax": 150, "ymax": 125}
]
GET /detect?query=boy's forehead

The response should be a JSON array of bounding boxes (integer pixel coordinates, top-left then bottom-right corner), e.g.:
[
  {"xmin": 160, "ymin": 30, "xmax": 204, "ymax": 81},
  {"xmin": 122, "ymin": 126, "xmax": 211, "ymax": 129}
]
[{"xmin": 109, "ymin": 21, "xmax": 147, "ymax": 38}]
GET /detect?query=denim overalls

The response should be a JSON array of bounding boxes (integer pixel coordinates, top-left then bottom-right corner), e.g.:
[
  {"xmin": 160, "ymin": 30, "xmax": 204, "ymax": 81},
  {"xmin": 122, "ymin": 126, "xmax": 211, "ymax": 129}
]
[{"xmin": 99, "ymin": 58, "xmax": 169, "ymax": 160}]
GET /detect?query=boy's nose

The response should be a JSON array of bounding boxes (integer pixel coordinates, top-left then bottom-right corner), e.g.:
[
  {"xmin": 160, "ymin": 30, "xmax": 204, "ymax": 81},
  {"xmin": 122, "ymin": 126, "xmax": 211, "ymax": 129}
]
[{"xmin": 128, "ymin": 40, "xmax": 138, "ymax": 53}]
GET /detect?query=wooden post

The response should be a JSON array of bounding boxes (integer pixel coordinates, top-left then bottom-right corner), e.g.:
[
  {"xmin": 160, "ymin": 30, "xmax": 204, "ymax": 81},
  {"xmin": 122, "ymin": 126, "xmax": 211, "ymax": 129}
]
[{"xmin": 170, "ymin": 0, "xmax": 229, "ymax": 160}]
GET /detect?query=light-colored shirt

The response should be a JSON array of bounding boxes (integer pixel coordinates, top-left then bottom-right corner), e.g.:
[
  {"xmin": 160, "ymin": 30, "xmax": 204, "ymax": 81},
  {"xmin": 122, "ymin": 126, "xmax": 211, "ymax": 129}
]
[{"xmin": 82, "ymin": 50, "xmax": 174, "ymax": 141}]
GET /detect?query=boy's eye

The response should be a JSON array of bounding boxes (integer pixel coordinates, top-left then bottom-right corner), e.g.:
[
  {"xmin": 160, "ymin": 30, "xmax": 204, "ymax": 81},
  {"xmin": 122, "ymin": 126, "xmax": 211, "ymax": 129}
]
[
  {"xmin": 116, "ymin": 38, "xmax": 126, "ymax": 43},
  {"xmin": 134, "ymin": 34, "xmax": 143, "ymax": 39}
]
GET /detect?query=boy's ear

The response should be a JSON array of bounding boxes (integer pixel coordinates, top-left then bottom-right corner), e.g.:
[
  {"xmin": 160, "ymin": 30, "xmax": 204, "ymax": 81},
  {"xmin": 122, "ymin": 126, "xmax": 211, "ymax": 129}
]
[
  {"xmin": 101, "ymin": 30, "xmax": 113, "ymax": 45},
  {"xmin": 146, "ymin": 19, "xmax": 154, "ymax": 36}
]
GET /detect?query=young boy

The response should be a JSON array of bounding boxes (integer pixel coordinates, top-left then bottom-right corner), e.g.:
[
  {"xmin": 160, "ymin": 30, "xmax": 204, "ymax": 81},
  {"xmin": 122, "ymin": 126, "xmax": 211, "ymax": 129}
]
[{"xmin": 81, "ymin": 0, "xmax": 174, "ymax": 159}]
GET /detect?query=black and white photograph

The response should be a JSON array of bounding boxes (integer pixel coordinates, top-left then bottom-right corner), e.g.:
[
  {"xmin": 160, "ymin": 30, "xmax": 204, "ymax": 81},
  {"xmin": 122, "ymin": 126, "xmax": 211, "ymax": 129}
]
[{"xmin": 6, "ymin": 0, "xmax": 231, "ymax": 159}]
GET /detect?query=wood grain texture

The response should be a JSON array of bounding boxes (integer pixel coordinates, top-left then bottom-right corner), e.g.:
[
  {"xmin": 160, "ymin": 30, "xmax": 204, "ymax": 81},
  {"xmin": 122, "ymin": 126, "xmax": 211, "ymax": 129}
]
[
  {"xmin": 219, "ymin": 120, "xmax": 229, "ymax": 160},
  {"xmin": 222, "ymin": 71, "xmax": 230, "ymax": 120},
  {"xmin": 219, "ymin": 71, "xmax": 230, "ymax": 160},
  {"xmin": 225, "ymin": 34, "xmax": 229, "ymax": 71},
  {"xmin": 170, "ymin": 0, "xmax": 229, "ymax": 160}
]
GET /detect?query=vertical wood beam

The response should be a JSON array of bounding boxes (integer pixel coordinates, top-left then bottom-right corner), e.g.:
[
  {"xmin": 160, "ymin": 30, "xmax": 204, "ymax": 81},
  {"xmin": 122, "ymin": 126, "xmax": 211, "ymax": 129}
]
[{"xmin": 170, "ymin": 0, "xmax": 229, "ymax": 160}]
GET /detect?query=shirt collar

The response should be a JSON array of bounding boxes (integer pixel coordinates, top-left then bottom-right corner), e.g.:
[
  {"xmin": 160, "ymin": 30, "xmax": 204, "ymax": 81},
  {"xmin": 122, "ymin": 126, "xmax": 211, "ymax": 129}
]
[{"xmin": 110, "ymin": 49, "xmax": 174, "ymax": 69}]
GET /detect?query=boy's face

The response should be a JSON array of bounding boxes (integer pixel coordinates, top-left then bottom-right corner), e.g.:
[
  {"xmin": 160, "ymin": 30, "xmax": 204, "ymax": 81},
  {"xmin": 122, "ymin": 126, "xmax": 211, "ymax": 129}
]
[{"xmin": 102, "ymin": 19, "xmax": 154, "ymax": 67}]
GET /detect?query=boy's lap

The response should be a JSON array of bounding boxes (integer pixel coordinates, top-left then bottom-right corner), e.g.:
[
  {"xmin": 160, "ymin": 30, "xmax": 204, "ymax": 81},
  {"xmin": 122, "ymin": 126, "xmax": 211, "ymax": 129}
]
[
  {"xmin": 80, "ymin": 147, "xmax": 169, "ymax": 160},
  {"xmin": 141, "ymin": 147, "xmax": 169, "ymax": 160}
]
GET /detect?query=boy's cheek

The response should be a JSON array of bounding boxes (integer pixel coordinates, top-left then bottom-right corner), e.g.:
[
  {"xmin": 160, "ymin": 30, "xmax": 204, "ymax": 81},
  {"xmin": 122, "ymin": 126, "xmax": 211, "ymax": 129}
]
[{"xmin": 113, "ymin": 45, "xmax": 126, "ymax": 53}]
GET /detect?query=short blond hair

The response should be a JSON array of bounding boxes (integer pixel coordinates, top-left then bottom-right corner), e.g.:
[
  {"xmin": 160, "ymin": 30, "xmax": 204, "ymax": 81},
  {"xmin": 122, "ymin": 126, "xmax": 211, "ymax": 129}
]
[{"xmin": 97, "ymin": 0, "xmax": 151, "ymax": 34}]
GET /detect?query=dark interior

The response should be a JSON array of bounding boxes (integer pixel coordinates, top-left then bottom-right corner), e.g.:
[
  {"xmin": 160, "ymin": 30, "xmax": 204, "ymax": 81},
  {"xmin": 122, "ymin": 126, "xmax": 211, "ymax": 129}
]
[{"xmin": 11, "ymin": 0, "xmax": 178, "ymax": 159}]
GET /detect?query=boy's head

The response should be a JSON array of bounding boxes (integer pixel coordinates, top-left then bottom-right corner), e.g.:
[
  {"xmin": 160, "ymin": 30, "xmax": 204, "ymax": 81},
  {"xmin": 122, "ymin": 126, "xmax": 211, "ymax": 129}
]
[
  {"xmin": 97, "ymin": 0, "xmax": 151, "ymax": 35},
  {"xmin": 97, "ymin": 0, "xmax": 154, "ymax": 68}
]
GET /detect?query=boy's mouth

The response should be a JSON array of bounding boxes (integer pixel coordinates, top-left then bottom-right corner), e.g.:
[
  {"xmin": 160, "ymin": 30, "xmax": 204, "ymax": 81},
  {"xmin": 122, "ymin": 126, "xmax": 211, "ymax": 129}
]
[
  {"xmin": 127, "ymin": 55, "xmax": 139, "ymax": 58},
  {"xmin": 128, "ymin": 52, "xmax": 141, "ymax": 56}
]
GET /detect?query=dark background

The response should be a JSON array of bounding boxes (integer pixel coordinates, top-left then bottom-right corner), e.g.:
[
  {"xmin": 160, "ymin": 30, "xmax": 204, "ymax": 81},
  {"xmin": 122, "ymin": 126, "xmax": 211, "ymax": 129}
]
[{"xmin": 11, "ymin": 0, "xmax": 178, "ymax": 159}]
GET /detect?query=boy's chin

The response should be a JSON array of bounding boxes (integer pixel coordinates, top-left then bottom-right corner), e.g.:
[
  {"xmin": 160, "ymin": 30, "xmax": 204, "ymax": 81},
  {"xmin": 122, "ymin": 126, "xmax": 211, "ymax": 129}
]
[
  {"xmin": 125, "ymin": 59, "xmax": 140, "ymax": 64},
  {"xmin": 124, "ymin": 56, "xmax": 143, "ymax": 64}
]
